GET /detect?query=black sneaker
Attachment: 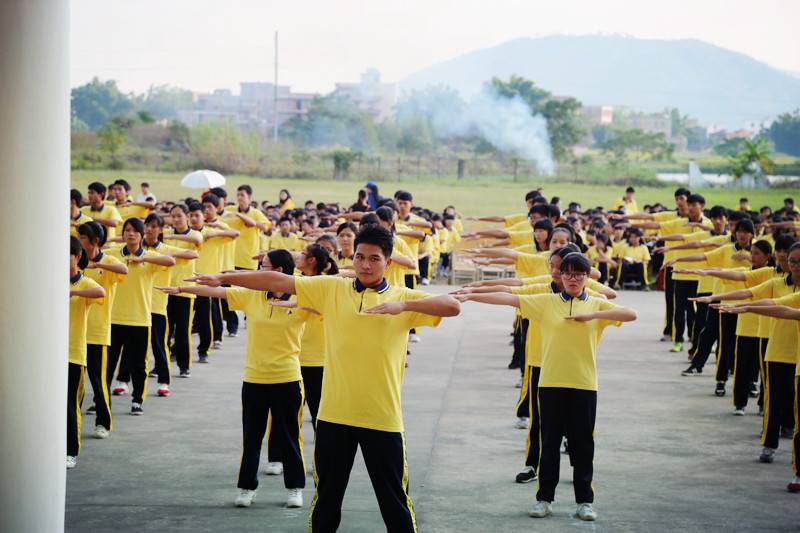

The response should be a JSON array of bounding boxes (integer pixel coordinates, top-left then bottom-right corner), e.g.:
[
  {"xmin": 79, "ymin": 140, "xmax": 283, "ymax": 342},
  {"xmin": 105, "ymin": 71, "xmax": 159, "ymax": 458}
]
[
  {"xmin": 86, "ymin": 405, "xmax": 96, "ymax": 415},
  {"xmin": 198, "ymin": 354, "xmax": 209, "ymax": 364},
  {"xmin": 781, "ymin": 427, "xmax": 795, "ymax": 439},
  {"xmin": 179, "ymin": 369, "xmax": 191, "ymax": 378},
  {"xmin": 749, "ymin": 383, "xmax": 759, "ymax": 398},
  {"xmin": 715, "ymin": 381, "xmax": 726, "ymax": 397},
  {"xmin": 681, "ymin": 366, "xmax": 702, "ymax": 376},
  {"xmin": 130, "ymin": 403, "xmax": 144, "ymax": 416},
  {"xmin": 148, "ymin": 369, "xmax": 158, "ymax": 378},
  {"xmin": 515, "ymin": 466, "xmax": 537, "ymax": 483}
]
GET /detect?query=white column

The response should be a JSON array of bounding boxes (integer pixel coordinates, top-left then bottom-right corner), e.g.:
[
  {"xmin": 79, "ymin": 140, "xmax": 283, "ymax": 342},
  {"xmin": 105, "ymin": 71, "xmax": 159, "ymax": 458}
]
[{"xmin": 0, "ymin": 1, "xmax": 70, "ymax": 531}]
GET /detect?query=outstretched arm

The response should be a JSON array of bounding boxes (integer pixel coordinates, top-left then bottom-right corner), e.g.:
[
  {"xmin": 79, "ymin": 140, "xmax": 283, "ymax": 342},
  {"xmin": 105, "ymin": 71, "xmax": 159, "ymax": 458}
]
[
  {"xmin": 364, "ymin": 295, "xmax": 461, "ymax": 317},
  {"xmin": 190, "ymin": 270, "xmax": 297, "ymax": 294},
  {"xmin": 565, "ymin": 306, "xmax": 637, "ymax": 322},
  {"xmin": 157, "ymin": 285, "xmax": 228, "ymax": 299},
  {"xmin": 453, "ymin": 291, "xmax": 520, "ymax": 308},
  {"xmin": 721, "ymin": 304, "xmax": 800, "ymax": 320},
  {"xmin": 70, "ymin": 286, "xmax": 106, "ymax": 299}
]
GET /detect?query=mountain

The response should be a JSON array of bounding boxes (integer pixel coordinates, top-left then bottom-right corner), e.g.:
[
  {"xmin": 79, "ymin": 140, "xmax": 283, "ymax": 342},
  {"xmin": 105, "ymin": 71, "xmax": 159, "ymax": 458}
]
[{"xmin": 400, "ymin": 35, "xmax": 800, "ymax": 129}]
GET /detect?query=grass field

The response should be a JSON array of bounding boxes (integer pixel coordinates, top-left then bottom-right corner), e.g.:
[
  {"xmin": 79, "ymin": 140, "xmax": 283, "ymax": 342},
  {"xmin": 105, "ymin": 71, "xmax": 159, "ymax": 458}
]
[{"xmin": 72, "ymin": 170, "xmax": 797, "ymax": 217}]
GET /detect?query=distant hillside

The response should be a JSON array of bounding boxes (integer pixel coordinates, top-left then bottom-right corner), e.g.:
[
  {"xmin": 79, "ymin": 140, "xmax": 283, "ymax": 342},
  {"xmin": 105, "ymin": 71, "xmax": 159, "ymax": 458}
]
[{"xmin": 400, "ymin": 35, "xmax": 800, "ymax": 129}]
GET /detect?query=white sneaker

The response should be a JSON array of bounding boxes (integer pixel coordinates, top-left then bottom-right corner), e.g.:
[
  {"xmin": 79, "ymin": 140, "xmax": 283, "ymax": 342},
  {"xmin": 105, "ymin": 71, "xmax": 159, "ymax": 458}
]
[
  {"xmin": 515, "ymin": 377, "xmax": 523, "ymax": 389},
  {"xmin": 420, "ymin": 278, "xmax": 430, "ymax": 286},
  {"xmin": 529, "ymin": 500, "xmax": 552, "ymax": 518},
  {"xmin": 514, "ymin": 417, "xmax": 529, "ymax": 429},
  {"xmin": 286, "ymin": 488, "xmax": 303, "ymax": 508},
  {"xmin": 112, "ymin": 381, "xmax": 128, "ymax": 396},
  {"xmin": 157, "ymin": 384, "xmax": 170, "ymax": 397},
  {"xmin": 733, "ymin": 408, "xmax": 746, "ymax": 416},
  {"xmin": 576, "ymin": 502, "xmax": 597, "ymax": 521},
  {"xmin": 264, "ymin": 462, "xmax": 284, "ymax": 475},
  {"xmin": 66, "ymin": 456, "xmax": 77, "ymax": 469},
  {"xmin": 408, "ymin": 333, "xmax": 421, "ymax": 343},
  {"xmin": 234, "ymin": 489, "xmax": 256, "ymax": 507},
  {"xmin": 94, "ymin": 426, "xmax": 110, "ymax": 439},
  {"xmin": 213, "ymin": 340, "xmax": 222, "ymax": 350}
]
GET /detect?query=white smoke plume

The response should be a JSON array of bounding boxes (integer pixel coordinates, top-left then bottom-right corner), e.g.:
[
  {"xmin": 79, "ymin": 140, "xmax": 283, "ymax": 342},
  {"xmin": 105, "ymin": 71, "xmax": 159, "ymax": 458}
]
[{"xmin": 421, "ymin": 86, "xmax": 556, "ymax": 175}]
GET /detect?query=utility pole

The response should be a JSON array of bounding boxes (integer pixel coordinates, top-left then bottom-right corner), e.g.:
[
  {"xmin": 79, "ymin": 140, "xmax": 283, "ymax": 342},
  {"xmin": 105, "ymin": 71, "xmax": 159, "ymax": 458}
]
[{"xmin": 273, "ymin": 31, "xmax": 278, "ymax": 142}]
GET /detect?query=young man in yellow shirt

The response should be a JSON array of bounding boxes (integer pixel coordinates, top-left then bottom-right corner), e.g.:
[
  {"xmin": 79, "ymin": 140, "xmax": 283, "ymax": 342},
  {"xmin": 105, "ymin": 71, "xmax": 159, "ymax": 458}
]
[
  {"xmin": 455, "ymin": 252, "xmax": 636, "ymax": 521},
  {"xmin": 189, "ymin": 225, "xmax": 460, "ymax": 532},
  {"xmin": 81, "ymin": 182, "xmax": 122, "ymax": 240}
]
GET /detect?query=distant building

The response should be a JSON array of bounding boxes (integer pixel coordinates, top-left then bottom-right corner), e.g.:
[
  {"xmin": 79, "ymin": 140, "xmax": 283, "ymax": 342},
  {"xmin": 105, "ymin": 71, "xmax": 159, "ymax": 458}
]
[
  {"xmin": 580, "ymin": 105, "xmax": 614, "ymax": 125},
  {"xmin": 629, "ymin": 112, "xmax": 672, "ymax": 138},
  {"xmin": 334, "ymin": 68, "xmax": 397, "ymax": 122}
]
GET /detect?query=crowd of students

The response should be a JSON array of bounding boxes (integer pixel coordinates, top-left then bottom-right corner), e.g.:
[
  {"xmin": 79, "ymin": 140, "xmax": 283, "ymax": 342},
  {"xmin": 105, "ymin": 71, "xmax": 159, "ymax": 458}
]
[{"xmin": 67, "ymin": 178, "xmax": 800, "ymax": 529}]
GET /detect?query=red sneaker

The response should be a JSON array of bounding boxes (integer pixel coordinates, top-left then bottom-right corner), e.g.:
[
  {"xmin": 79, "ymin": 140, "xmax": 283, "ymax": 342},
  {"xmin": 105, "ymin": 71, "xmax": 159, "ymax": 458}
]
[
  {"xmin": 157, "ymin": 385, "xmax": 170, "ymax": 397},
  {"xmin": 112, "ymin": 382, "xmax": 128, "ymax": 396},
  {"xmin": 788, "ymin": 477, "xmax": 800, "ymax": 493}
]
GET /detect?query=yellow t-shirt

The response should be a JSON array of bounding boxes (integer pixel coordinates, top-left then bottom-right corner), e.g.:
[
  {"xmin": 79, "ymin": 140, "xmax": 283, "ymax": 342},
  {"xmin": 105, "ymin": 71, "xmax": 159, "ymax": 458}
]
[
  {"xmin": 299, "ymin": 312, "xmax": 325, "ymax": 367},
  {"xmin": 81, "ymin": 204, "xmax": 122, "ymax": 239},
  {"xmin": 164, "ymin": 228, "xmax": 203, "ymax": 299},
  {"xmin": 612, "ymin": 197, "xmax": 639, "ymax": 214},
  {"xmin": 744, "ymin": 267, "xmax": 785, "ymax": 338},
  {"xmin": 504, "ymin": 213, "xmax": 527, "ymax": 227},
  {"xmin": 386, "ymin": 235, "xmax": 413, "ymax": 286},
  {"xmin": 692, "ymin": 235, "xmax": 731, "ymax": 293},
  {"xmin": 270, "ymin": 232, "xmax": 305, "ymax": 252},
  {"xmin": 518, "ymin": 293, "xmax": 621, "ymax": 391},
  {"xmin": 84, "ymin": 252, "xmax": 125, "ymax": 346},
  {"xmin": 226, "ymin": 289, "xmax": 306, "ymax": 384},
  {"xmin": 224, "ymin": 207, "xmax": 270, "ymax": 270},
  {"xmin": 143, "ymin": 241, "xmax": 182, "ymax": 316},
  {"xmin": 295, "ymin": 276, "xmax": 441, "ymax": 432},
  {"xmin": 515, "ymin": 251, "xmax": 550, "ymax": 279},
  {"xmin": 115, "ymin": 203, "xmax": 150, "ymax": 233},
  {"xmin": 617, "ymin": 243, "xmax": 650, "ymax": 263},
  {"xmin": 69, "ymin": 273, "xmax": 102, "ymax": 366},
  {"xmin": 395, "ymin": 222, "xmax": 421, "ymax": 275},
  {"xmin": 771, "ymin": 292, "xmax": 800, "ymax": 376},
  {"xmin": 108, "ymin": 246, "xmax": 168, "ymax": 326},
  {"xmin": 278, "ymin": 198, "xmax": 296, "ymax": 215},
  {"xmin": 70, "ymin": 212, "xmax": 93, "ymax": 236},
  {"xmin": 750, "ymin": 276, "xmax": 799, "ymax": 364},
  {"xmin": 195, "ymin": 222, "xmax": 232, "ymax": 275},
  {"xmin": 663, "ymin": 217, "xmax": 712, "ymax": 281},
  {"xmin": 508, "ymin": 230, "xmax": 534, "ymax": 247},
  {"xmin": 704, "ymin": 243, "xmax": 750, "ymax": 302}
]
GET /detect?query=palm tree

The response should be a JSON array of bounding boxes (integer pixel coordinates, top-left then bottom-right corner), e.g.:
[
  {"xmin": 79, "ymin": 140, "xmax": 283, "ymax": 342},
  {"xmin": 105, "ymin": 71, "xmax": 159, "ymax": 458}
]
[{"xmin": 729, "ymin": 138, "xmax": 775, "ymax": 178}]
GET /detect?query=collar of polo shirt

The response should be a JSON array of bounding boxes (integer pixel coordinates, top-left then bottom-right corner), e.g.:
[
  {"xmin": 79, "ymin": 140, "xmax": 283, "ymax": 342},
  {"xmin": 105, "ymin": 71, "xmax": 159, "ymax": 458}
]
[
  {"xmin": 174, "ymin": 227, "xmax": 192, "ymax": 235},
  {"xmin": 70, "ymin": 272, "xmax": 82, "ymax": 284},
  {"xmin": 559, "ymin": 290, "xmax": 589, "ymax": 302},
  {"xmin": 91, "ymin": 251, "xmax": 104, "ymax": 262},
  {"xmin": 550, "ymin": 281, "xmax": 559, "ymax": 293},
  {"xmin": 265, "ymin": 291, "xmax": 292, "ymax": 301},
  {"xmin": 733, "ymin": 242, "xmax": 751, "ymax": 252},
  {"xmin": 121, "ymin": 246, "xmax": 145, "ymax": 257},
  {"xmin": 353, "ymin": 278, "xmax": 389, "ymax": 293}
]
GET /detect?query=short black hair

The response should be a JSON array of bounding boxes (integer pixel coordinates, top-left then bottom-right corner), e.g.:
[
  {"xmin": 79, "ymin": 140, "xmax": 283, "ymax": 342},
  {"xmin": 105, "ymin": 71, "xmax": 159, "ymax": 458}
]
[
  {"xmin": 395, "ymin": 190, "xmax": 413, "ymax": 202},
  {"xmin": 785, "ymin": 198, "xmax": 795, "ymax": 205},
  {"xmin": 524, "ymin": 190, "xmax": 540, "ymax": 202},
  {"xmin": 626, "ymin": 186, "xmax": 635, "ymax": 193},
  {"xmin": 775, "ymin": 234, "xmax": 797, "ymax": 252},
  {"xmin": 560, "ymin": 253, "xmax": 592, "ymax": 274},
  {"xmin": 375, "ymin": 206, "xmax": 395, "ymax": 224},
  {"xmin": 70, "ymin": 188, "xmax": 83, "ymax": 206},
  {"xmin": 708, "ymin": 205, "xmax": 727, "ymax": 219},
  {"xmin": 753, "ymin": 240, "xmax": 772, "ymax": 257},
  {"xmin": 337, "ymin": 221, "xmax": 358, "ymax": 235},
  {"xmin": 687, "ymin": 193, "xmax": 705, "ymax": 205},
  {"xmin": 77, "ymin": 221, "xmax": 107, "ymax": 247},
  {"xmin": 739, "ymin": 197, "xmax": 748, "ymax": 203},
  {"xmin": 114, "ymin": 179, "xmax": 131, "ymax": 191},
  {"xmin": 70, "ymin": 236, "xmax": 89, "ymax": 270},
  {"xmin": 188, "ymin": 202, "xmax": 203, "ymax": 213},
  {"xmin": 170, "ymin": 203, "xmax": 189, "ymax": 215},
  {"xmin": 359, "ymin": 213, "xmax": 380, "ymax": 227},
  {"xmin": 202, "ymin": 193, "xmax": 220, "ymax": 207},
  {"xmin": 141, "ymin": 182, "xmax": 150, "ymax": 188},
  {"xmin": 88, "ymin": 182, "xmax": 106, "ymax": 197},
  {"xmin": 735, "ymin": 219, "xmax": 755, "ymax": 235},
  {"xmin": 554, "ymin": 243, "xmax": 582, "ymax": 260},
  {"xmin": 728, "ymin": 211, "xmax": 747, "ymax": 223},
  {"xmin": 674, "ymin": 187, "xmax": 690, "ymax": 198},
  {"xmin": 122, "ymin": 217, "xmax": 145, "ymax": 237},
  {"xmin": 144, "ymin": 213, "xmax": 165, "ymax": 227},
  {"xmin": 547, "ymin": 204, "xmax": 561, "ymax": 220},
  {"xmin": 237, "ymin": 184, "xmax": 253, "ymax": 196},
  {"xmin": 355, "ymin": 224, "xmax": 394, "ymax": 258},
  {"xmin": 209, "ymin": 187, "xmax": 227, "ymax": 199},
  {"xmin": 304, "ymin": 243, "xmax": 339, "ymax": 276},
  {"xmin": 530, "ymin": 204, "xmax": 550, "ymax": 219},
  {"xmin": 266, "ymin": 249, "xmax": 295, "ymax": 274}
]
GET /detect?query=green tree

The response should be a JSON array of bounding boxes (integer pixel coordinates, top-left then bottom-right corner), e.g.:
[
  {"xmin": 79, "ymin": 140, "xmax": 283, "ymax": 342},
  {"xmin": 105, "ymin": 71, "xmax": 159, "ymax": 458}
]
[
  {"xmin": 729, "ymin": 138, "xmax": 775, "ymax": 178},
  {"xmin": 142, "ymin": 85, "xmax": 194, "ymax": 120},
  {"xmin": 71, "ymin": 78, "xmax": 135, "ymax": 130},
  {"xmin": 97, "ymin": 122, "xmax": 127, "ymax": 168},
  {"xmin": 601, "ymin": 128, "xmax": 674, "ymax": 165},
  {"xmin": 488, "ymin": 75, "xmax": 584, "ymax": 160},
  {"xmin": 328, "ymin": 148, "xmax": 361, "ymax": 180},
  {"xmin": 766, "ymin": 110, "xmax": 800, "ymax": 157},
  {"xmin": 283, "ymin": 95, "xmax": 380, "ymax": 153},
  {"xmin": 190, "ymin": 120, "xmax": 261, "ymax": 175},
  {"xmin": 713, "ymin": 137, "xmax": 747, "ymax": 156}
]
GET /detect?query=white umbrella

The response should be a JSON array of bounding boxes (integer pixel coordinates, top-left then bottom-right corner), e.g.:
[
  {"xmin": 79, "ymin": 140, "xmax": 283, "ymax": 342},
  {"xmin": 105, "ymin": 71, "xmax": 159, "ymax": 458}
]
[{"xmin": 181, "ymin": 170, "xmax": 226, "ymax": 189}]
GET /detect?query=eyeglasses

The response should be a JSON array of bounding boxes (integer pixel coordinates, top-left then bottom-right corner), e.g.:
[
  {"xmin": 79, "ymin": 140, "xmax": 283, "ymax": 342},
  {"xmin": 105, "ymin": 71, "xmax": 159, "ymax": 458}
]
[
  {"xmin": 789, "ymin": 258, "xmax": 800, "ymax": 266},
  {"xmin": 562, "ymin": 272, "xmax": 588, "ymax": 280}
]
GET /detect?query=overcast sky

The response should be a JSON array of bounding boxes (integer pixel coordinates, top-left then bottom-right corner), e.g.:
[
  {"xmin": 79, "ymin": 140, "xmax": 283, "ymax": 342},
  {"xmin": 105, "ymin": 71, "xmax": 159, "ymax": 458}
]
[{"xmin": 71, "ymin": 0, "xmax": 800, "ymax": 95}]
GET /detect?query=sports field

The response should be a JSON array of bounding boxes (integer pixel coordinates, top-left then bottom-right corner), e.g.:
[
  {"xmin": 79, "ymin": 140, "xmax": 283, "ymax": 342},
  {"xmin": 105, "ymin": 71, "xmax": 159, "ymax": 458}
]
[{"xmin": 71, "ymin": 170, "xmax": 797, "ymax": 216}]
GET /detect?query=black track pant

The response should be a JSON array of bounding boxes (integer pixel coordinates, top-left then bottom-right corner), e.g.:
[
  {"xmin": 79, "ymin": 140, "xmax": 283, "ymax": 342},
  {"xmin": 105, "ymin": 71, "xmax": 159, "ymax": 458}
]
[
  {"xmin": 211, "ymin": 297, "xmax": 223, "ymax": 344},
  {"xmin": 86, "ymin": 344, "xmax": 112, "ymax": 430},
  {"xmin": 758, "ymin": 339, "xmax": 769, "ymax": 409},
  {"xmin": 663, "ymin": 267, "xmax": 674, "ymax": 337},
  {"xmin": 511, "ymin": 317, "xmax": 528, "ymax": 376},
  {"xmin": 222, "ymin": 297, "xmax": 238, "ymax": 335},
  {"xmin": 536, "ymin": 387, "xmax": 597, "ymax": 504},
  {"xmin": 523, "ymin": 366, "xmax": 541, "ymax": 469},
  {"xmin": 194, "ymin": 295, "xmax": 213, "ymax": 356},
  {"xmin": 716, "ymin": 313, "xmax": 738, "ymax": 382},
  {"xmin": 302, "ymin": 366, "xmax": 323, "ymax": 428},
  {"xmin": 793, "ymin": 376, "xmax": 800, "ymax": 477},
  {"xmin": 310, "ymin": 421, "xmax": 417, "ymax": 533},
  {"xmin": 418, "ymin": 256, "xmax": 430, "ymax": 280},
  {"xmin": 150, "ymin": 313, "xmax": 171, "ymax": 385},
  {"xmin": 762, "ymin": 361, "xmax": 796, "ymax": 449},
  {"xmin": 67, "ymin": 362, "xmax": 85, "ymax": 457},
  {"xmin": 691, "ymin": 294, "xmax": 711, "ymax": 350},
  {"xmin": 732, "ymin": 336, "xmax": 760, "ymax": 409},
  {"xmin": 690, "ymin": 307, "xmax": 719, "ymax": 370},
  {"xmin": 238, "ymin": 381, "xmax": 305, "ymax": 490},
  {"xmin": 108, "ymin": 324, "xmax": 150, "ymax": 404},
  {"xmin": 672, "ymin": 279, "xmax": 697, "ymax": 343},
  {"xmin": 167, "ymin": 295, "xmax": 193, "ymax": 372},
  {"xmin": 619, "ymin": 262, "xmax": 645, "ymax": 287}
]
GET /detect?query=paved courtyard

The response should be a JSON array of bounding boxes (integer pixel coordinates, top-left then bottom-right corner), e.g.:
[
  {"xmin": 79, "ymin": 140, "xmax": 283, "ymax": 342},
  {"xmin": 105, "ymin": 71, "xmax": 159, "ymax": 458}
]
[{"xmin": 66, "ymin": 289, "xmax": 798, "ymax": 532}]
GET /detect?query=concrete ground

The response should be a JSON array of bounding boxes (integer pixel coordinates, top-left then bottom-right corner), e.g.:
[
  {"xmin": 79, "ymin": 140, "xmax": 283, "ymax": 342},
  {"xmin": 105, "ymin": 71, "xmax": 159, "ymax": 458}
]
[{"xmin": 66, "ymin": 289, "xmax": 799, "ymax": 532}]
